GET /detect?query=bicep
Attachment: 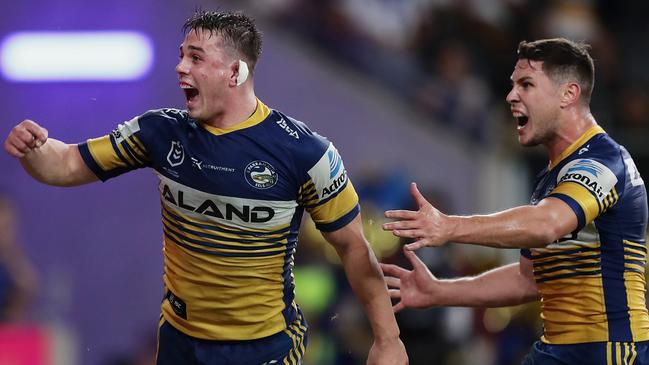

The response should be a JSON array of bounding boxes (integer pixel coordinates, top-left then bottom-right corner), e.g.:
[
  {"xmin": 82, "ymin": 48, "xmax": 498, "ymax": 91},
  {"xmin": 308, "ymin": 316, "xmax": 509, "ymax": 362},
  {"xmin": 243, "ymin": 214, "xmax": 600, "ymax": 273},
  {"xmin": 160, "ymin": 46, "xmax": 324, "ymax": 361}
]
[
  {"xmin": 534, "ymin": 196, "xmax": 579, "ymax": 241},
  {"xmin": 321, "ymin": 215, "xmax": 366, "ymax": 253}
]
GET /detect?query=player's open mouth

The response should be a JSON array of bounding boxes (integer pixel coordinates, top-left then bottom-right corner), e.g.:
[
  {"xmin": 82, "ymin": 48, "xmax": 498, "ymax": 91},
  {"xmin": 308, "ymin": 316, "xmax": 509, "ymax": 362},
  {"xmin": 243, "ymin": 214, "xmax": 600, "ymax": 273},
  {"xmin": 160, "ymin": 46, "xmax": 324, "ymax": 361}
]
[
  {"xmin": 183, "ymin": 87, "xmax": 199, "ymax": 102},
  {"xmin": 516, "ymin": 115, "xmax": 529, "ymax": 128}
]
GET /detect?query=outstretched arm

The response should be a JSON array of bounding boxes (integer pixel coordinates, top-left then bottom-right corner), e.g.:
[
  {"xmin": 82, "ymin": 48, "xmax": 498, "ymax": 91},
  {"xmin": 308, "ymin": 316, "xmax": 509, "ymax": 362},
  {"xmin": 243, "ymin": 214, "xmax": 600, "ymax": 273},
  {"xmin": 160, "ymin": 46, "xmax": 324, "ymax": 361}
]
[
  {"xmin": 4, "ymin": 120, "xmax": 97, "ymax": 186},
  {"xmin": 381, "ymin": 250, "xmax": 538, "ymax": 311},
  {"xmin": 323, "ymin": 215, "xmax": 408, "ymax": 365},
  {"xmin": 383, "ymin": 182, "xmax": 577, "ymax": 250}
]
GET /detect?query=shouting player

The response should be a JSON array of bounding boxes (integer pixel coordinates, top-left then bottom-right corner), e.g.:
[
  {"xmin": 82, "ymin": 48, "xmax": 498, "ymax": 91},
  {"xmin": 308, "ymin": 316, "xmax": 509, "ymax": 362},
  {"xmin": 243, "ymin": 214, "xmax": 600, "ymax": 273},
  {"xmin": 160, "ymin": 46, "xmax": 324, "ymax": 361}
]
[{"xmin": 4, "ymin": 10, "xmax": 407, "ymax": 365}]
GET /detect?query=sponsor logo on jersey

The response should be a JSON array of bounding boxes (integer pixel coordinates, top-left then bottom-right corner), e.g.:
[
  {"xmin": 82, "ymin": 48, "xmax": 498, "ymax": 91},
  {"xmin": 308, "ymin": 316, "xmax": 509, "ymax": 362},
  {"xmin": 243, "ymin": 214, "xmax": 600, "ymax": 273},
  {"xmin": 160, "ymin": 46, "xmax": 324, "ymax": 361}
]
[
  {"xmin": 328, "ymin": 150, "xmax": 342, "ymax": 178},
  {"xmin": 276, "ymin": 117, "xmax": 299, "ymax": 139},
  {"xmin": 167, "ymin": 141, "xmax": 185, "ymax": 167},
  {"xmin": 557, "ymin": 159, "xmax": 617, "ymax": 202},
  {"xmin": 321, "ymin": 147, "xmax": 347, "ymax": 197},
  {"xmin": 162, "ymin": 184, "xmax": 275, "ymax": 223},
  {"xmin": 111, "ymin": 116, "xmax": 141, "ymax": 144},
  {"xmin": 191, "ymin": 157, "xmax": 235, "ymax": 173},
  {"xmin": 245, "ymin": 161, "xmax": 278, "ymax": 189},
  {"xmin": 322, "ymin": 170, "xmax": 347, "ymax": 198},
  {"xmin": 624, "ymin": 157, "xmax": 645, "ymax": 187},
  {"xmin": 307, "ymin": 144, "xmax": 350, "ymax": 200}
]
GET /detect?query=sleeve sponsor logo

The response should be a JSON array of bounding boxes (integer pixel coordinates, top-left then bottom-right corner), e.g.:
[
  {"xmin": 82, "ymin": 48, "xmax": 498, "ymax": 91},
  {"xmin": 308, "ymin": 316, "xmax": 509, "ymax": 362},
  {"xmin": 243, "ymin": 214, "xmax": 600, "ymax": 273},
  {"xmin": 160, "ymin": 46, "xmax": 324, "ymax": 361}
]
[
  {"xmin": 328, "ymin": 150, "xmax": 342, "ymax": 178},
  {"xmin": 111, "ymin": 116, "xmax": 140, "ymax": 143},
  {"xmin": 557, "ymin": 158, "xmax": 617, "ymax": 202},
  {"xmin": 624, "ymin": 158, "xmax": 645, "ymax": 187},
  {"xmin": 308, "ymin": 144, "xmax": 348, "ymax": 199}
]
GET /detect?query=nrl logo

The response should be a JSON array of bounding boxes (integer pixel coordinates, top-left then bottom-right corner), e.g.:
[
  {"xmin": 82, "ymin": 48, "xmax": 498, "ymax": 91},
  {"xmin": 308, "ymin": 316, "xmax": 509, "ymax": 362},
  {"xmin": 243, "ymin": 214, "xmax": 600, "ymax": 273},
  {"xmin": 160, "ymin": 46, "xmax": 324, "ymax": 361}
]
[{"xmin": 167, "ymin": 141, "xmax": 185, "ymax": 167}]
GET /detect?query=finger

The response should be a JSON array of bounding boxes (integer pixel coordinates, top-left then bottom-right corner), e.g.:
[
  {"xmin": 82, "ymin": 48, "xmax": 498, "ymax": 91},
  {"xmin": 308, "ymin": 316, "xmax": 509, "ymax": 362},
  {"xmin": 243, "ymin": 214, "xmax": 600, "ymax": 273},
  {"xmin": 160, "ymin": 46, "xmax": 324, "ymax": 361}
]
[
  {"xmin": 384, "ymin": 276, "xmax": 401, "ymax": 288},
  {"xmin": 9, "ymin": 138, "xmax": 31, "ymax": 154},
  {"xmin": 21, "ymin": 121, "xmax": 48, "ymax": 144},
  {"xmin": 380, "ymin": 263, "xmax": 409, "ymax": 278},
  {"xmin": 15, "ymin": 128, "xmax": 39, "ymax": 148},
  {"xmin": 4, "ymin": 142, "xmax": 26, "ymax": 158},
  {"xmin": 410, "ymin": 182, "xmax": 430, "ymax": 208},
  {"xmin": 404, "ymin": 239, "xmax": 430, "ymax": 251},
  {"xmin": 393, "ymin": 301, "xmax": 405, "ymax": 313},
  {"xmin": 384, "ymin": 210, "xmax": 418, "ymax": 220},
  {"xmin": 402, "ymin": 248, "xmax": 428, "ymax": 271},
  {"xmin": 392, "ymin": 229, "xmax": 424, "ymax": 238},
  {"xmin": 388, "ymin": 289, "xmax": 401, "ymax": 299},
  {"xmin": 382, "ymin": 220, "xmax": 421, "ymax": 231}
]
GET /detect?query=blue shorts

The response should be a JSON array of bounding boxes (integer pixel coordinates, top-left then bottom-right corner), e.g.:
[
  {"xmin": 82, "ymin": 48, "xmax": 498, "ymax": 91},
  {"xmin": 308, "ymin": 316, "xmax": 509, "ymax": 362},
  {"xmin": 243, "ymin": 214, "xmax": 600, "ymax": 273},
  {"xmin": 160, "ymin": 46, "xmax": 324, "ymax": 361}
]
[
  {"xmin": 156, "ymin": 313, "xmax": 308, "ymax": 365},
  {"xmin": 522, "ymin": 340, "xmax": 649, "ymax": 365}
]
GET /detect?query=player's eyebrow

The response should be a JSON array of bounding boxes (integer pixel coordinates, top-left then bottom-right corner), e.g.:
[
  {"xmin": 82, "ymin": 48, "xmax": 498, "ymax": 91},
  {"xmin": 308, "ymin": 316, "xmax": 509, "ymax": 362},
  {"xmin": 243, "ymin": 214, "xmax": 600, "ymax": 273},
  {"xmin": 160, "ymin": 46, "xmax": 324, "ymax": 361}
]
[
  {"xmin": 188, "ymin": 45, "xmax": 205, "ymax": 53},
  {"xmin": 178, "ymin": 45, "xmax": 206, "ymax": 53},
  {"xmin": 511, "ymin": 76, "xmax": 534, "ymax": 85}
]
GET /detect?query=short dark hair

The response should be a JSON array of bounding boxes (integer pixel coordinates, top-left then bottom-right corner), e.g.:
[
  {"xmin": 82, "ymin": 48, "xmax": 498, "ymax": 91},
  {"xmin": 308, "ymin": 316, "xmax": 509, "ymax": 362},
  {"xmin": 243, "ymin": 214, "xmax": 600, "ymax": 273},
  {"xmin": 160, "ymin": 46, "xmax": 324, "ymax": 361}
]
[
  {"xmin": 183, "ymin": 10, "xmax": 263, "ymax": 71},
  {"xmin": 517, "ymin": 38, "xmax": 595, "ymax": 105}
]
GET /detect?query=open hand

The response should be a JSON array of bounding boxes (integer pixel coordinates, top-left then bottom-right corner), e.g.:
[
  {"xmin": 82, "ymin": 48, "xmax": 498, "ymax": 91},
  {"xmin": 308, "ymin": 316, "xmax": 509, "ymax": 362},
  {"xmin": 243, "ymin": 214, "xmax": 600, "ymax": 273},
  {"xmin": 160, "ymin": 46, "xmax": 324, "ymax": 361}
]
[
  {"xmin": 380, "ymin": 249, "xmax": 441, "ymax": 312},
  {"xmin": 383, "ymin": 182, "xmax": 450, "ymax": 250}
]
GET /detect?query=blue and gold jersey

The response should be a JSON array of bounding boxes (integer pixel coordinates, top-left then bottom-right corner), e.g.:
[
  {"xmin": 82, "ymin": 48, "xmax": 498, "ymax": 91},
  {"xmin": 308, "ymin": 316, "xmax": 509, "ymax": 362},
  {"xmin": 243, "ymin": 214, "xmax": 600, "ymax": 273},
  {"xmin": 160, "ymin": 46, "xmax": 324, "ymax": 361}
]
[
  {"xmin": 78, "ymin": 99, "xmax": 359, "ymax": 340},
  {"xmin": 522, "ymin": 125, "xmax": 649, "ymax": 344}
]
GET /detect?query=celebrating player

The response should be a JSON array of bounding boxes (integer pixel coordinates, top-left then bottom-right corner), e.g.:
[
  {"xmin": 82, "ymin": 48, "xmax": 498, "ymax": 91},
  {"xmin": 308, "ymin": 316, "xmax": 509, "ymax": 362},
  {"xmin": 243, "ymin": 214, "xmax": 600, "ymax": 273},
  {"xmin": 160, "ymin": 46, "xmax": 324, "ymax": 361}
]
[
  {"xmin": 382, "ymin": 38, "xmax": 648, "ymax": 364},
  {"xmin": 4, "ymin": 10, "xmax": 407, "ymax": 365}
]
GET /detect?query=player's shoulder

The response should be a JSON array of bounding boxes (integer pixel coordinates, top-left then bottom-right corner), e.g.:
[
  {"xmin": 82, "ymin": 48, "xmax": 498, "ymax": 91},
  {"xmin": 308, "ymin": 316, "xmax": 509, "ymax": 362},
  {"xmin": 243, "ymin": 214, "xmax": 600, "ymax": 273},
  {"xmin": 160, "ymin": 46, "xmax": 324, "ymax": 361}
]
[
  {"xmin": 267, "ymin": 110, "xmax": 332, "ymax": 159},
  {"xmin": 139, "ymin": 108, "xmax": 189, "ymax": 124},
  {"xmin": 126, "ymin": 108, "xmax": 190, "ymax": 137},
  {"xmin": 556, "ymin": 132, "xmax": 625, "ymax": 193},
  {"xmin": 563, "ymin": 132, "xmax": 622, "ymax": 166}
]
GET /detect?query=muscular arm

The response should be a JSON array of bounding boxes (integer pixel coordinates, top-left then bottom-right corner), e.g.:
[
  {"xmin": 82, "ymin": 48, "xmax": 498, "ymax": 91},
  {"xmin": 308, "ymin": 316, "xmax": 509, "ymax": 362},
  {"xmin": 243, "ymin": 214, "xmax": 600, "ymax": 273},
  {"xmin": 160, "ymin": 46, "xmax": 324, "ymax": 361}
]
[
  {"xmin": 384, "ymin": 183, "xmax": 577, "ymax": 250},
  {"xmin": 431, "ymin": 255, "xmax": 538, "ymax": 307},
  {"xmin": 5, "ymin": 120, "xmax": 97, "ymax": 186},
  {"xmin": 447, "ymin": 197, "xmax": 577, "ymax": 249},
  {"xmin": 382, "ymin": 251, "xmax": 539, "ymax": 311},
  {"xmin": 322, "ymin": 214, "xmax": 407, "ymax": 364}
]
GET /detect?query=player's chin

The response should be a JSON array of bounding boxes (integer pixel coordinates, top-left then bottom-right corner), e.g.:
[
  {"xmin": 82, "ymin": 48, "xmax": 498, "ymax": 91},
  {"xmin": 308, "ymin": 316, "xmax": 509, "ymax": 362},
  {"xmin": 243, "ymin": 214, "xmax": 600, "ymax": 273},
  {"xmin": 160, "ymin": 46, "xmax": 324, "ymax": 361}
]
[{"xmin": 186, "ymin": 107, "xmax": 200, "ymax": 119}]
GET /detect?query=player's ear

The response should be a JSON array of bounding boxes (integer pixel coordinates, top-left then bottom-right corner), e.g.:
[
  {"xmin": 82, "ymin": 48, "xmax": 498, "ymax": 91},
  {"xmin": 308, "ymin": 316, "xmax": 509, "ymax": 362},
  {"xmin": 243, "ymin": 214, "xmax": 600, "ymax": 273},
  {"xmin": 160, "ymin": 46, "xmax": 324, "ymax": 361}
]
[
  {"xmin": 230, "ymin": 59, "xmax": 249, "ymax": 87},
  {"xmin": 560, "ymin": 82, "xmax": 580, "ymax": 108}
]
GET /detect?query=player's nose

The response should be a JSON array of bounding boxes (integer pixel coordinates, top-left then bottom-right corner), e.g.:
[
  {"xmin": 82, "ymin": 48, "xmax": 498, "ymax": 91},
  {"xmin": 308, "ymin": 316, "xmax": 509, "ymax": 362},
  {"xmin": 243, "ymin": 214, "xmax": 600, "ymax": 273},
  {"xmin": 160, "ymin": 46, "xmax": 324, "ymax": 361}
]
[{"xmin": 505, "ymin": 87, "xmax": 518, "ymax": 104}]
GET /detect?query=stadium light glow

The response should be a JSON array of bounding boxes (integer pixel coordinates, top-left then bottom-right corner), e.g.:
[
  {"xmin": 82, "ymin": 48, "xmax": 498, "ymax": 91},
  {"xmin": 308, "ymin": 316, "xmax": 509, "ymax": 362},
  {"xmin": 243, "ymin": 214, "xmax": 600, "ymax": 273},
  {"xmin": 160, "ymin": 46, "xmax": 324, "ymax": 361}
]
[{"xmin": 0, "ymin": 31, "xmax": 154, "ymax": 81}]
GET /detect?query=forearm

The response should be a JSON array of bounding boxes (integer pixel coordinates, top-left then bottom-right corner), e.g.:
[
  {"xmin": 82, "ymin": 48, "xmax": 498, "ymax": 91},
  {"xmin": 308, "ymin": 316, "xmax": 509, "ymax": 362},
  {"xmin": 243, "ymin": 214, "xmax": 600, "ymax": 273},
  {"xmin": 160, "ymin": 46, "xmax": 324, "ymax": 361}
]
[
  {"xmin": 20, "ymin": 139, "xmax": 93, "ymax": 186},
  {"xmin": 449, "ymin": 205, "xmax": 562, "ymax": 248},
  {"xmin": 336, "ymin": 242, "xmax": 400, "ymax": 341},
  {"xmin": 434, "ymin": 263, "xmax": 539, "ymax": 307}
]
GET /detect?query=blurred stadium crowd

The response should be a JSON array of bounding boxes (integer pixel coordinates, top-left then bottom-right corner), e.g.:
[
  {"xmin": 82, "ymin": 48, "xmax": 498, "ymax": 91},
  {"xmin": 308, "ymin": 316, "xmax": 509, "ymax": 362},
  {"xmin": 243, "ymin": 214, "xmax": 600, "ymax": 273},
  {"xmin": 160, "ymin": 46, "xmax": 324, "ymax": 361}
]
[{"xmin": 252, "ymin": 0, "xmax": 649, "ymax": 160}]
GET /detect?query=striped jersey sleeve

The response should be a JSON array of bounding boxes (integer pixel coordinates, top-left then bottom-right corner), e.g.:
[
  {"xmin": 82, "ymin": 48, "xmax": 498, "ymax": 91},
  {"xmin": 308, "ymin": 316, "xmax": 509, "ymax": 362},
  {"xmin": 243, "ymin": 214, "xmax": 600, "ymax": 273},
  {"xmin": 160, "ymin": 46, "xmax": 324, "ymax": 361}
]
[
  {"xmin": 297, "ymin": 142, "xmax": 359, "ymax": 232},
  {"xmin": 78, "ymin": 110, "xmax": 162, "ymax": 181},
  {"xmin": 548, "ymin": 158, "xmax": 620, "ymax": 231}
]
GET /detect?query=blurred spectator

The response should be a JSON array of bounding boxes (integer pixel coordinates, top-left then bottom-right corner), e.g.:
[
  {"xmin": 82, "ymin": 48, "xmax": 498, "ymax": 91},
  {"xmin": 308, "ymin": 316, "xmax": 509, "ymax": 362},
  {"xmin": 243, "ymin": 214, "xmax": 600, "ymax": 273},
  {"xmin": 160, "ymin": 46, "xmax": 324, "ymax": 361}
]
[
  {"xmin": 0, "ymin": 195, "xmax": 37, "ymax": 322},
  {"xmin": 415, "ymin": 39, "xmax": 493, "ymax": 144}
]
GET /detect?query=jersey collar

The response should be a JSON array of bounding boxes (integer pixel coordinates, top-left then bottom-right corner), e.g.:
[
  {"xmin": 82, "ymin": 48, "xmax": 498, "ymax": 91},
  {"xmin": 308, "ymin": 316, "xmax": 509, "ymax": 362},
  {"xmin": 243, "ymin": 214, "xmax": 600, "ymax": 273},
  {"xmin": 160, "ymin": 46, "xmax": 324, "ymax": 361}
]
[
  {"xmin": 549, "ymin": 125, "xmax": 606, "ymax": 170},
  {"xmin": 200, "ymin": 98, "xmax": 271, "ymax": 136}
]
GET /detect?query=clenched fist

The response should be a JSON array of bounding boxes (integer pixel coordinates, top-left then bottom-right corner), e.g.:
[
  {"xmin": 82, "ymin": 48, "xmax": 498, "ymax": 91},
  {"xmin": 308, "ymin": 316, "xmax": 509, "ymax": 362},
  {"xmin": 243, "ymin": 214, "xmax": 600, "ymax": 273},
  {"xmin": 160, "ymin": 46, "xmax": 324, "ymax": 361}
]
[{"xmin": 4, "ymin": 120, "xmax": 48, "ymax": 158}]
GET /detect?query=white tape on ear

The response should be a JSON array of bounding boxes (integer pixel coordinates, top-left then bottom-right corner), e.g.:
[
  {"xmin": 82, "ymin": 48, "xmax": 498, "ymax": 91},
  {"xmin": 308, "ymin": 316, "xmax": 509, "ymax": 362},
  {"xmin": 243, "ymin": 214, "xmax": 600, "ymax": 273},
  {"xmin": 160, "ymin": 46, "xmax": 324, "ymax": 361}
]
[{"xmin": 236, "ymin": 60, "xmax": 249, "ymax": 86}]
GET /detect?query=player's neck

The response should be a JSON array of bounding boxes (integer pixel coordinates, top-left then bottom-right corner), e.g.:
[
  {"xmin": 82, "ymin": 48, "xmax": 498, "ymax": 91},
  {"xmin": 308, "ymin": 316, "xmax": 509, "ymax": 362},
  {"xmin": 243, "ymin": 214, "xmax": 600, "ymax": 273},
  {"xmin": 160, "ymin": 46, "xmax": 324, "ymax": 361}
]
[
  {"xmin": 205, "ymin": 89, "xmax": 258, "ymax": 129},
  {"xmin": 545, "ymin": 108, "xmax": 597, "ymax": 163}
]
